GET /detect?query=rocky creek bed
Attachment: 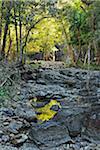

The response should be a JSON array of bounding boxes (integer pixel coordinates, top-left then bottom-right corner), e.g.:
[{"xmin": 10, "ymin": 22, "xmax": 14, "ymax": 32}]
[{"xmin": 0, "ymin": 63, "xmax": 100, "ymax": 150}]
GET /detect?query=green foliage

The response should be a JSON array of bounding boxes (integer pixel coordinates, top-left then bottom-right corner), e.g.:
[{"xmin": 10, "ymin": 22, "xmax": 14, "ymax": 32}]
[
  {"xmin": 0, "ymin": 87, "xmax": 10, "ymax": 106},
  {"xmin": 77, "ymin": 61, "xmax": 100, "ymax": 70},
  {"xmin": 26, "ymin": 17, "xmax": 63, "ymax": 53},
  {"xmin": 0, "ymin": 0, "xmax": 100, "ymax": 67},
  {"xmin": 0, "ymin": 87, "xmax": 7, "ymax": 97}
]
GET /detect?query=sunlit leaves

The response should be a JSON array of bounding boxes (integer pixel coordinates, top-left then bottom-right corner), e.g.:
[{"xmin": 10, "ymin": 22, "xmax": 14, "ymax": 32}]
[{"xmin": 26, "ymin": 17, "xmax": 63, "ymax": 53}]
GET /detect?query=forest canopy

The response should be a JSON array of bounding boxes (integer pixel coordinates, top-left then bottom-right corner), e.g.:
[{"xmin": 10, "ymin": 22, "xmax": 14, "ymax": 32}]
[{"xmin": 0, "ymin": 0, "xmax": 100, "ymax": 67}]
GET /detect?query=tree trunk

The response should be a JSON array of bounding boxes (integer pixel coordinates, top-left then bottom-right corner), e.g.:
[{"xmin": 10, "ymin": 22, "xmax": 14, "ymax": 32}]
[
  {"xmin": 13, "ymin": 0, "xmax": 19, "ymax": 61},
  {"xmin": 19, "ymin": 3, "xmax": 23, "ymax": 64},
  {"xmin": 1, "ymin": 1, "xmax": 12, "ymax": 59},
  {"xmin": 75, "ymin": 28, "xmax": 82, "ymax": 64},
  {"xmin": 88, "ymin": 43, "xmax": 91, "ymax": 68},
  {"xmin": 1, "ymin": 24, "xmax": 8, "ymax": 58},
  {"xmin": 60, "ymin": 19, "xmax": 75, "ymax": 65},
  {"xmin": 0, "ymin": 0, "xmax": 3, "ymax": 56},
  {"xmin": 84, "ymin": 50, "xmax": 88, "ymax": 66},
  {"xmin": 5, "ymin": 29, "xmax": 12, "ymax": 61},
  {"xmin": 96, "ymin": 51, "xmax": 100, "ymax": 65}
]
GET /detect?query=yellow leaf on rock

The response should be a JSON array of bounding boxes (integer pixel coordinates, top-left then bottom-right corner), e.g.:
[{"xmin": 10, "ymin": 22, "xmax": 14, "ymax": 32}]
[{"xmin": 31, "ymin": 99, "xmax": 61, "ymax": 122}]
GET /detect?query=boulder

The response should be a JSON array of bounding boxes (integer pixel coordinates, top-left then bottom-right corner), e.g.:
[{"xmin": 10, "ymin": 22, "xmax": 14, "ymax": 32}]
[
  {"xmin": 11, "ymin": 134, "xmax": 28, "ymax": 146},
  {"xmin": 67, "ymin": 115, "xmax": 83, "ymax": 137},
  {"xmin": 29, "ymin": 122, "xmax": 72, "ymax": 148},
  {"xmin": 82, "ymin": 103, "xmax": 100, "ymax": 141},
  {"xmin": 7, "ymin": 120, "xmax": 23, "ymax": 134},
  {"xmin": 15, "ymin": 104, "xmax": 36, "ymax": 122}
]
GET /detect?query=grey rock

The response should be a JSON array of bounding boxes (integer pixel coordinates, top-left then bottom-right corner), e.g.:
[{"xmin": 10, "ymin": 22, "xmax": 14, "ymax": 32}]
[
  {"xmin": 0, "ymin": 138, "xmax": 2, "ymax": 142},
  {"xmin": 84, "ymin": 144, "xmax": 100, "ymax": 150},
  {"xmin": 63, "ymin": 79, "xmax": 76, "ymax": 87},
  {"xmin": 11, "ymin": 134, "xmax": 28, "ymax": 145},
  {"xmin": 3, "ymin": 122, "xmax": 9, "ymax": 126},
  {"xmin": 1, "ymin": 108, "xmax": 15, "ymax": 117},
  {"xmin": 27, "ymin": 80, "xmax": 35, "ymax": 83},
  {"xmin": 50, "ymin": 104, "xmax": 61, "ymax": 111},
  {"xmin": 7, "ymin": 120, "xmax": 23, "ymax": 134},
  {"xmin": 53, "ymin": 106, "xmax": 87, "ymax": 125},
  {"xmin": 1, "ymin": 68, "xmax": 100, "ymax": 149},
  {"xmin": 36, "ymin": 79, "xmax": 46, "ymax": 84},
  {"xmin": 32, "ymin": 101, "xmax": 49, "ymax": 108},
  {"xmin": 20, "ymin": 143, "xmax": 40, "ymax": 150},
  {"xmin": 2, "ymin": 135, "xmax": 10, "ymax": 142},
  {"xmin": 80, "ymin": 141, "xmax": 89, "ymax": 147},
  {"xmin": 82, "ymin": 106, "xmax": 100, "ymax": 141},
  {"xmin": 29, "ymin": 123, "xmax": 72, "ymax": 147},
  {"xmin": 23, "ymin": 120, "xmax": 30, "ymax": 128},
  {"xmin": 0, "ymin": 144, "xmax": 18, "ymax": 150},
  {"xmin": 83, "ymin": 128, "xmax": 100, "ymax": 141},
  {"xmin": 0, "ymin": 130, "xmax": 4, "ymax": 137},
  {"xmin": 15, "ymin": 106, "xmax": 36, "ymax": 121},
  {"xmin": 34, "ymin": 84, "xmax": 66, "ymax": 98},
  {"xmin": 67, "ymin": 116, "xmax": 83, "ymax": 137},
  {"xmin": 71, "ymin": 144, "xmax": 80, "ymax": 150}
]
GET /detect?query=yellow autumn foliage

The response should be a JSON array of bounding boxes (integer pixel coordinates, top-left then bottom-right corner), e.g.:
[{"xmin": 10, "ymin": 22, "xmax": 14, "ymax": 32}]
[{"xmin": 31, "ymin": 99, "xmax": 61, "ymax": 122}]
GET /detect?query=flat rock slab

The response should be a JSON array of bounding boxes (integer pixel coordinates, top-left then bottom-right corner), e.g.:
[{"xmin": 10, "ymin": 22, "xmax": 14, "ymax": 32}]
[
  {"xmin": 29, "ymin": 123, "xmax": 72, "ymax": 147},
  {"xmin": 15, "ymin": 105, "xmax": 36, "ymax": 122}
]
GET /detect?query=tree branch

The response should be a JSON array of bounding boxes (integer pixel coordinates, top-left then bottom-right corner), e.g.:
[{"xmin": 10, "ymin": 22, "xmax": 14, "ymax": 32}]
[
  {"xmin": 81, "ymin": 0, "xmax": 94, "ymax": 6},
  {"xmin": 22, "ymin": 16, "xmax": 50, "ymax": 51}
]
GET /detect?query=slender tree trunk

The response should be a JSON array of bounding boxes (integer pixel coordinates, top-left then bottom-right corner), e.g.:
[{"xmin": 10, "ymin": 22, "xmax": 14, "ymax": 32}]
[
  {"xmin": 86, "ymin": 43, "xmax": 91, "ymax": 90},
  {"xmin": 91, "ymin": 12, "xmax": 98, "ymax": 64},
  {"xmin": 84, "ymin": 50, "xmax": 88, "ymax": 66},
  {"xmin": 19, "ymin": 3, "xmax": 23, "ymax": 64},
  {"xmin": 0, "ymin": 0, "xmax": 3, "ymax": 56},
  {"xmin": 92, "ymin": 13, "xmax": 100, "ymax": 65},
  {"xmin": 1, "ymin": 24, "xmax": 8, "ymax": 58},
  {"xmin": 1, "ymin": 1, "xmax": 12, "ymax": 59},
  {"xmin": 88, "ymin": 43, "xmax": 91, "ymax": 67},
  {"xmin": 5, "ymin": 28, "xmax": 12, "ymax": 61},
  {"xmin": 75, "ymin": 28, "xmax": 82, "ymax": 64},
  {"xmin": 60, "ymin": 19, "xmax": 75, "ymax": 65},
  {"xmin": 13, "ymin": 0, "xmax": 19, "ymax": 61}
]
